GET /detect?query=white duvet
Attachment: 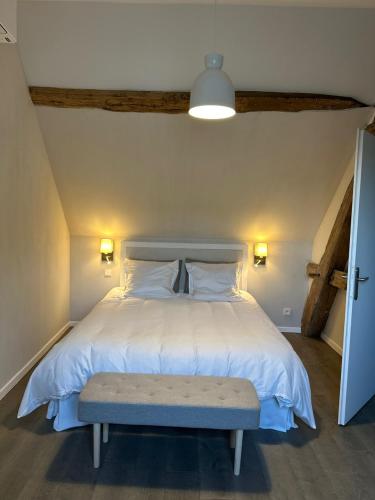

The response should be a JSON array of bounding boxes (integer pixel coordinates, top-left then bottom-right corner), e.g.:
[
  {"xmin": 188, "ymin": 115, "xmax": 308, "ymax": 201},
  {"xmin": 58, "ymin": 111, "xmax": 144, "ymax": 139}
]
[{"xmin": 18, "ymin": 288, "xmax": 315, "ymax": 429}]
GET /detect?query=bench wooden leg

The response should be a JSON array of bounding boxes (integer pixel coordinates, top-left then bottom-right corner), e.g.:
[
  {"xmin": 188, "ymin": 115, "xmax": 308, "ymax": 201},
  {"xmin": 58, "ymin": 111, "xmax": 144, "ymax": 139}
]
[
  {"xmin": 93, "ymin": 423, "xmax": 101, "ymax": 468},
  {"xmin": 234, "ymin": 429, "xmax": 243, "ymax": 476},
  {"xmin": 103, "ymin": 423, "xmax": 109, "ymax": 443},
  {"xmin": 230, "ymin": 430, "xmax": 236, "ymax": 449}
]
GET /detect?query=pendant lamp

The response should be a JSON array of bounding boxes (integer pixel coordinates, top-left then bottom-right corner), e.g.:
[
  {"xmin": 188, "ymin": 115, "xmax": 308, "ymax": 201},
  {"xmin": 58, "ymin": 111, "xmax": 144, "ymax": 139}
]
[{"xmin": 189, "ymin": 53, "xmax": 235, "ymax": 120}]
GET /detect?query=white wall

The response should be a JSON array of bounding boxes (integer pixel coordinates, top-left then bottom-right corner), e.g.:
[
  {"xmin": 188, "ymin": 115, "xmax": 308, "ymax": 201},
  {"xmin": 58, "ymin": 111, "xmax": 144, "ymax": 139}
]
[
  {"xmin": 0, "ymin": 0, "xmax": 17, "ymax": 41},
  {"xmin": 248, "ymin": 241, "xmax": 311, "ymax": 328},
  {"xmin": 33, "ymin": 106, "xmax": 372, "ymax": 242},
  {"xmin": 70, "ymin": 236, "xmax": 121, "ymax": 322},
  {"xmin": 0, "ymin": 45, "xmax": 70, "ymax": 394},
  {"xmin": 312, "ymin": 158, "xmax": 355, "ymax": 353},
  {"xmin": 70, "ymin": 236, "xmax": 310, "ymax": 328}
]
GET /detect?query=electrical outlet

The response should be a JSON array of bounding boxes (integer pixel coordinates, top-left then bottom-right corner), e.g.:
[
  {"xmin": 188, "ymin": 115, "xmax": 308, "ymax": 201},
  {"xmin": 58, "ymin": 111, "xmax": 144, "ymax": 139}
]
[
  {"xmin": 282, "ymin": 307, "xmax": 292, "ymax": 316},
  {"xmin": 104, "ymin": 268, "xmax": 112, "ymax": 278}
]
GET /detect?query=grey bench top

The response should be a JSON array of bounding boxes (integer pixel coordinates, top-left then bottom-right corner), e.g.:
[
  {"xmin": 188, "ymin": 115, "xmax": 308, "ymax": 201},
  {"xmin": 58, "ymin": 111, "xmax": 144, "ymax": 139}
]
[{"xmin": 78, "ymin": 373, "xmax": 260, "ymax": 430}]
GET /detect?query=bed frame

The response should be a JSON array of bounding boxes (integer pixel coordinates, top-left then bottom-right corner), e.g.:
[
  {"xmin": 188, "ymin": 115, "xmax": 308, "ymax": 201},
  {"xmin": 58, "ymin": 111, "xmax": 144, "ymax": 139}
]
[{"xmin": 120, "ymin": 240, "xmax": 249, "ymax": 290}]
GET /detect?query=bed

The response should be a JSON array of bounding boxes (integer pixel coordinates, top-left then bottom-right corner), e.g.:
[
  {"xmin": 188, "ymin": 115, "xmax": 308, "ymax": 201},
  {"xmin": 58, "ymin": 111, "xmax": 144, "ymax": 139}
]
[{"xmin": 18, "ymin": 241, "xmax": 315, "ymax": 432}]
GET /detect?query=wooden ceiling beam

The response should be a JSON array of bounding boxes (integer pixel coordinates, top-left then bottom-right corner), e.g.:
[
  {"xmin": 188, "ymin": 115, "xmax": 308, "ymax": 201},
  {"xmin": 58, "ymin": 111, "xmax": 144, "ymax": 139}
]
[
  {"xmin": 301, "ymin": 178, "xmax": 353, "ymax": 337},
  {"xmin": 28, "ymin": 87, "xmax": 367, "ymax": 114}
]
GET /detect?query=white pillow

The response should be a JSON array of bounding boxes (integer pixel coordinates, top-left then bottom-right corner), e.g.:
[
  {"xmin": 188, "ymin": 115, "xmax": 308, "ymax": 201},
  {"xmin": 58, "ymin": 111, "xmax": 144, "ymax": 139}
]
[
  {"xmin": 123, "ymin": 259, "xmax": 179, "ymax": 299},
  {"xmin": 185, "ymin": 262, "xmax": 242, "ymax": 300}
]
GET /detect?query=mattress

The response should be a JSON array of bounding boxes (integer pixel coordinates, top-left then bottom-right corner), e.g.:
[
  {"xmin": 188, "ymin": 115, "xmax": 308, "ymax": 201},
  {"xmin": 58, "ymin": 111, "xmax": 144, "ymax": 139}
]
[{"xmin": 18, "ymin": 288, "xmax": 315, "ymax": 430}]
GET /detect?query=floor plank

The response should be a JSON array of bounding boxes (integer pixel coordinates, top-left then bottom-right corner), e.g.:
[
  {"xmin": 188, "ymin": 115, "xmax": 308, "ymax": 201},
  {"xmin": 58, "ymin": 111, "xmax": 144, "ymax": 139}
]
[{"xmin": 0, "ymin": 334, "xmax": 374, "ymax": 500}]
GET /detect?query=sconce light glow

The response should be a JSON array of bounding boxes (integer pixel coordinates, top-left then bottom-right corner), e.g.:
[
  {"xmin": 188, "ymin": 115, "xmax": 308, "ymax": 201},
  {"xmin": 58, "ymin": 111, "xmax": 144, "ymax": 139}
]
[
  {"xmin": 254, "ymin": 242, "xmax": 268, "ymax": 257},
  {"xmin": 254, "ymin": 242, "xmax": 268, "ymax": 267},
  {"xmin": 100, "ymin": 239, "xmax": 113, "ymax": 254},
  {"xmin": 100, "ymin": 238, "xmax": 114, "ymax": 263}
]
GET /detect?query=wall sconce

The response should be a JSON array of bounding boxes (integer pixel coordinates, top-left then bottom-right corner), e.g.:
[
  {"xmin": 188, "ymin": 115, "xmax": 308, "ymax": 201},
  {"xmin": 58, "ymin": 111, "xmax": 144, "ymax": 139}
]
[
  {"xmin": 254, "ymin": 242, "xmax": 268, "ymax": 267},
  {"xmin": 100, "ymin": 238, "xmax": 114, "ymax": 263}
]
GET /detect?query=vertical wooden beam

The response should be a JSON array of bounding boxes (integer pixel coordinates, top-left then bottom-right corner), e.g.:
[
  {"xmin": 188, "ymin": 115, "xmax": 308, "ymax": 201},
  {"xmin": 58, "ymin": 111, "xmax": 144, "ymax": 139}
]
[
  {"xmin": 330, "ymin": 270, "xmax": 348, "ymax": 290},
  {"xmin": 306, "ymin": 262, "xmax": 320, "ymax": 277},
  {"xmin": 301, "ymin": 179, "xmax": 353, "ymax": 337}
]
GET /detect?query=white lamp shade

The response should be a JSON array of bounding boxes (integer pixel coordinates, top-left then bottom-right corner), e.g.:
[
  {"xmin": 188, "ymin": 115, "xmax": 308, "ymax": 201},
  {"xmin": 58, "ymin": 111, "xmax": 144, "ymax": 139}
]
[{"xmin": 189, "ymin": 53, "xmax": 236, "ymax": 120}]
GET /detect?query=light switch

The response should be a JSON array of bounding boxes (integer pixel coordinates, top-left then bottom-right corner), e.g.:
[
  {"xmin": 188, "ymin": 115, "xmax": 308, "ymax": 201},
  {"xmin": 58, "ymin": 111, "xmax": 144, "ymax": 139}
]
[{"xmin": 104, "ymin": 268, "xmax": 112, "ymax": 278}]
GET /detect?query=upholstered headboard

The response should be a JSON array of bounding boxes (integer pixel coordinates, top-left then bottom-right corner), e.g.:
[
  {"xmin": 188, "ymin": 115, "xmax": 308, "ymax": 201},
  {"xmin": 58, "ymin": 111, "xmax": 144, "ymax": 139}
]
[{"xmin": 120, "ymin": 240, "xmax": 249, "ymax": 290}]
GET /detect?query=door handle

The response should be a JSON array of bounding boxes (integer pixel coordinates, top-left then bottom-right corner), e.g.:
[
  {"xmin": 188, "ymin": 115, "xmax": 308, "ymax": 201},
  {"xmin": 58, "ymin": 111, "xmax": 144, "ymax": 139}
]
[{"xmin": 353, "ymin": 267, "xmax": 369, "ymax": 300}]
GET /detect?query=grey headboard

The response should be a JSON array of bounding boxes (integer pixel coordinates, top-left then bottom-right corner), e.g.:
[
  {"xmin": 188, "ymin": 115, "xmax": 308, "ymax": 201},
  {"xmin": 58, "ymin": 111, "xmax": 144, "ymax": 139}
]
[{"xmin": 120, "ymin": 240, "xmax": 249, "ymax": 290}]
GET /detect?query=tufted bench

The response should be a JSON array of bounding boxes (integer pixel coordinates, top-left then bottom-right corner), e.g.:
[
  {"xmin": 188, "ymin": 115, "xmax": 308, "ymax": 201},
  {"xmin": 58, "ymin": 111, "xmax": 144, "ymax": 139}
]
[{"xmin": 78, "ymin": 372, "xmax": 260, "ymax": 475}]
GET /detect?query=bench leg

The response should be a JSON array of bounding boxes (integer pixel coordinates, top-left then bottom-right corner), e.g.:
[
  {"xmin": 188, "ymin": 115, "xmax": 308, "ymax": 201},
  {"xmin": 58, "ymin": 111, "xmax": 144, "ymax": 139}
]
[
  {"xmin": 230, "ymin": 430, "xmax": 236, "ymax": 449},
  {"xmin": 234, "ymin": 429, "xmax": 243, "ymax": 476},
  {"xmin": 93, "ymin": 423, "xmax": 101, "ymax": 468},
  {"xmin": 103, "ymin": 423, "xmax": 109, "ymax": 443}
]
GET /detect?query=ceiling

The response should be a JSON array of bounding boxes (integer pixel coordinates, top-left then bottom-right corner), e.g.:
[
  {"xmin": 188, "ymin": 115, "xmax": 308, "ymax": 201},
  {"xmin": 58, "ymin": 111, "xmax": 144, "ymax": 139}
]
[{"xmin": 19, "ymin": 2, "xmax": 375, "ymax": 103}]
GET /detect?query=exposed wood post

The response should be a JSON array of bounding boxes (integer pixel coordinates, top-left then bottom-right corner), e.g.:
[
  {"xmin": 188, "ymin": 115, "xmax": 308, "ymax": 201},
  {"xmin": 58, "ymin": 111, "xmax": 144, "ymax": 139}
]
[
  {"xmin": 330, "ymin": 270, "xmax": 348, "ymax": 290},
  {"xmin": 301, "ymin": 179, "xmax": 353, "ymax": 337},
  {"xmin": 28, "ymin": 87, "xmax": 367, "ymax": 114},
  {"xmin": 306, "ymin": 262, "xmax": 320, "ymax": 277},
  {"xmin": 306, "ymin": 264, "xmax": 347, "ymax": 288}
]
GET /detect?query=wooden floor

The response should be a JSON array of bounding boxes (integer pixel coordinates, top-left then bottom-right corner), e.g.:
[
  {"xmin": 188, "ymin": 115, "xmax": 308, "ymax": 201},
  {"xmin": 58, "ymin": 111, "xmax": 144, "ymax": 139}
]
[{"xmin": 1, "ymin": 334, "xmax": 374, "ymax": 500}]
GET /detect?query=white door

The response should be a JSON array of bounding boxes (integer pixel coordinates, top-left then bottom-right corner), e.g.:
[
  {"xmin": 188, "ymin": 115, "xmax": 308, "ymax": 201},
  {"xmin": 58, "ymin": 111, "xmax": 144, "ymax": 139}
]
[{"xmin": 339, "ymin": 129, "xmax": 375, "ymax": 425}]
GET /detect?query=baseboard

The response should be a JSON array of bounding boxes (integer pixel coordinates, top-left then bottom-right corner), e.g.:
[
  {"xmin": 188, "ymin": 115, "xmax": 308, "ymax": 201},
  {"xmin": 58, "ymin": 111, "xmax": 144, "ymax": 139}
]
[
  {"xmin": 321, "ymin": 333, "xmax": 343, "ymax": 356},
  {"xmin": 0, "ymin": 321, "xmax": 71, "ymax": 400},
  {"xmin": 277, "ymin": 326, "xmax": 301, "ymax": 334}
]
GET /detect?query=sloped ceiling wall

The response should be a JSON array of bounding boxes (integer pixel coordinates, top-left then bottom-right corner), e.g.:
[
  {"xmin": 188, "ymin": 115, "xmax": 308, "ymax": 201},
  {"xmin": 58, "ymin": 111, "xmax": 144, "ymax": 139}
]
[
  {"xmin": 17, "ymin": 2, "xmax": 375, "ymax": 242},
  {"xmin": 34, "ymin": 106, "xmax": 371, "ymax": 240}
]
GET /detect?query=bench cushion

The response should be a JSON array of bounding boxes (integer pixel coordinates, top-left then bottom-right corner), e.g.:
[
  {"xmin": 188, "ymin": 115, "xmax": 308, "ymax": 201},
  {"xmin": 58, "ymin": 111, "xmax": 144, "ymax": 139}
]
[{"xmin": 78, "ymin": 373, "xmax": 260, "ymax": 430}]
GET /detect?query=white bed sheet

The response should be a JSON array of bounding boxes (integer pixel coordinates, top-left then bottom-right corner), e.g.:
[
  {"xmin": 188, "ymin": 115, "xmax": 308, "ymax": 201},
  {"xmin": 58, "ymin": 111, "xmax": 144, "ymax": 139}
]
[{"xmin": 18, "ymin": 288, "xmax": 315, "ymax": 431}]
